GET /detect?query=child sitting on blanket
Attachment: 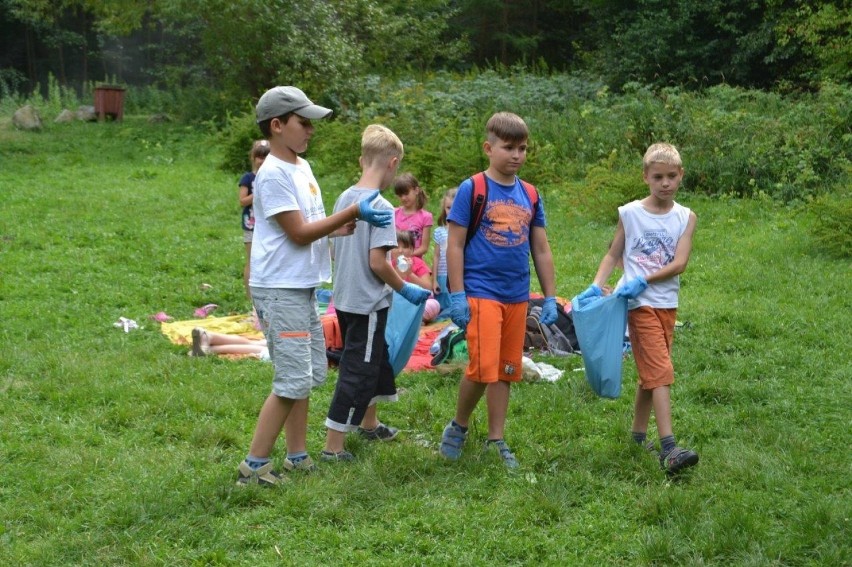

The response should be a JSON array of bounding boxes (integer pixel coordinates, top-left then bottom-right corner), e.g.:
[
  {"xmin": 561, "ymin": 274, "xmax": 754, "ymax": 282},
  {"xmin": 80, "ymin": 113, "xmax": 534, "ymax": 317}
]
[{"xmin": 391, "ymin": 229, "xmax": 441, "ymax": 322}]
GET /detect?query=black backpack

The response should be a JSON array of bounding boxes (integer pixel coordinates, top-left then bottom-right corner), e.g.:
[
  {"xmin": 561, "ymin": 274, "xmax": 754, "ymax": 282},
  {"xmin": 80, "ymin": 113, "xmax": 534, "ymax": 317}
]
[{"xmin": 525, "ymin": 298, "xmax": 580, "ymax": 355}]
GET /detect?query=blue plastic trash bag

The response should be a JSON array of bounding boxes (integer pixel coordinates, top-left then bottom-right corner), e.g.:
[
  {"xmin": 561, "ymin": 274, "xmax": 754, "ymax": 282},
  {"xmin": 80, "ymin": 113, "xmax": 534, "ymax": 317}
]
[
  {"xmin": 386, "ymin": 292, "xmax": 426, "ymax": 376},
  {"xmin": 571, "ymin": 294, "xmax": 628, "ymax": 398}
]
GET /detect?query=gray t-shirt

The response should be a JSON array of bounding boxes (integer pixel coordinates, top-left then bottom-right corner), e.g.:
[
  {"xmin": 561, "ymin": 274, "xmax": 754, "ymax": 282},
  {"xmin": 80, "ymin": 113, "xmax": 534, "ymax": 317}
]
[{"xmin": 331, "ymin": 187, "xmax": 397, "ymax": 314}]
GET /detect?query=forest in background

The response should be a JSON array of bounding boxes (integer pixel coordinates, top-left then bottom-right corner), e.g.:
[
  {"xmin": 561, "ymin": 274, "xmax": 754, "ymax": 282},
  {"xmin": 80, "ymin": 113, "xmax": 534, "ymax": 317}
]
[{"xmin": 1, "ymin": 0, "xmax": 850, "ymax": 118}]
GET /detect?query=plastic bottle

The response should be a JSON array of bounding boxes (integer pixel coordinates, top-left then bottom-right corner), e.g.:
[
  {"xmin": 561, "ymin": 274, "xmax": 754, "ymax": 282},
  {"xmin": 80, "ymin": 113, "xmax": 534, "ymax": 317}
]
[{"xmin": 397, "ymin": 255, "xmax": 410, "ymax": 272}]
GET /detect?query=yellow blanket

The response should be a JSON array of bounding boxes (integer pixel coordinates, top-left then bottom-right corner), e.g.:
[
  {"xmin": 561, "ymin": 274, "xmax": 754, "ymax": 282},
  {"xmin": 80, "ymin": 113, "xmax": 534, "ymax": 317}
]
[{"xmin": 160, "ymin": 314, "xmax": 263, "ymax": 346}]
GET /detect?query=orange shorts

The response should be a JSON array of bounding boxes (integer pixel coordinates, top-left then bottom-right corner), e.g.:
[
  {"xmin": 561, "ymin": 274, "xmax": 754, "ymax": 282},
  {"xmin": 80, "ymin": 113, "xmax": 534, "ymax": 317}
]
[
  {"xmin": 628, "ymin": 307, "xmax": 677, "ymax": 390},
  {"xmin": 464, "ymin": 298, "xmax": 527, "ymax": 383}
]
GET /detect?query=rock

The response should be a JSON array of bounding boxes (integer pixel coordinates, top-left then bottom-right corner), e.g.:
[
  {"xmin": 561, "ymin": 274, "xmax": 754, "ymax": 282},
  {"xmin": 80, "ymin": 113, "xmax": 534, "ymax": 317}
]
[
  {"xmin": 55, "ymin": 109, "xmax": 76, "ymax": 123},
  {"xmin": 76, "ymin": 105, "xmax": 97, "ymax": 121},
  {"xmin": 12, "ymin": 105, "xmax": 42, "ymax": 131},
  {"xmin": 148, "ymin": 113, "xmax": 171, "ymax": 124}
]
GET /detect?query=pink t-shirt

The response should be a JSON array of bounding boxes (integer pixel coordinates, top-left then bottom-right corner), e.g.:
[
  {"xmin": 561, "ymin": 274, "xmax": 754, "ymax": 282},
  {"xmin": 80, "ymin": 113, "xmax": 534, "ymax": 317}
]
[
  {"xmin": 410, "ymin": 255, "xmax": 431, "ymax": 278},
  {"xmin": 394, "ymin": 208, "xmax": 434, "ymax": 254}
]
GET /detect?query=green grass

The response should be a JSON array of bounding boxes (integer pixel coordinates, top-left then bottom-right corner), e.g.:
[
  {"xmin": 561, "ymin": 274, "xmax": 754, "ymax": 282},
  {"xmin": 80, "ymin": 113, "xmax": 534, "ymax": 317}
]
[{"xmin": 1, "ymin": 117, "xmax": 850, "ymax": 566}]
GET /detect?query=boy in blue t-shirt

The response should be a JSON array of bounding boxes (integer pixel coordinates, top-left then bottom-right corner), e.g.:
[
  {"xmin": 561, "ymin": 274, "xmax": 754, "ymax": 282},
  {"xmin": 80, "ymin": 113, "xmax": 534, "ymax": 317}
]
[{"xmin": 439, "ymin": 112, "xmax": 558, "ymax": 468}]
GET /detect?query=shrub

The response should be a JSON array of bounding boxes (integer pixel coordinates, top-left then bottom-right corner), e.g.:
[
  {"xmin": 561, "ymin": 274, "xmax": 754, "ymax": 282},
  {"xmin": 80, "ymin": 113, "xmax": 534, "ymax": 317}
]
[
  {"xmin": 808, "ymin": 190, "xmax": 852, "ymax": 259},
  {"xmin": 217, "ymin": 108, "xmax": 263, "ymax": 173},
  {"xmin": 571, "ymin": 155, "xmax": 646, "ymax": 224}
]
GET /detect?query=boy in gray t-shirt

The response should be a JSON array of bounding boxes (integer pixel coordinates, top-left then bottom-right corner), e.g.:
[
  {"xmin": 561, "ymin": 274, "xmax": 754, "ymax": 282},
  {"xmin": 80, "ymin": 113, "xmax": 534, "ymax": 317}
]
[{"xmin": 321, "ymin": 125, "xmax": 430, "ymax": 461}]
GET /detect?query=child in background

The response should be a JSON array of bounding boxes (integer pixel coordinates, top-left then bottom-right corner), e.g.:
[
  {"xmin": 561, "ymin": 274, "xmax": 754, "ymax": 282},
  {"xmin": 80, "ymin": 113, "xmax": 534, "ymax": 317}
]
[
  {"xmin": 322, "ymin": 125, "xmax": 430, "ymax": 461},
  {"xmin": 392, "ymin": 230, "xmax": 441, "ymax": 323},
  {"xmin": 238, "ymin": 140, "xmax": 270, "ymax": 300},
  {"xmin": 431, "ymin": 187, "xmax": 457, "ymax": 315},
  {"xmin": 393, "ymin": 173, "xmax": 433, "ymax": 258},
  {"xmin": 189, "ymin": 327, "xmax": 269, "ymax": 360},
  {"xmin": 577, "ymin": 142, "xmax": 699, "ymax": 476}
]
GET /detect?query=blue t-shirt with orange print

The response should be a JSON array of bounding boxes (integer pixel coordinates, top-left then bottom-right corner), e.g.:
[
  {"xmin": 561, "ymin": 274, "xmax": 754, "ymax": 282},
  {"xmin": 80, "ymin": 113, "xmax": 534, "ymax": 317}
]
[{"xmin": 447, "ymin": 174, "xmax": 546, "ymax": 303}]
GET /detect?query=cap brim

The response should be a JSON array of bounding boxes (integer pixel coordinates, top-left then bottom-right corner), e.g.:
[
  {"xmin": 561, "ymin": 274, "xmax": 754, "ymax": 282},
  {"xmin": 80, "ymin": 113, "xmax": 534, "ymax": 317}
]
[{"xmin": 293, "ymin": 104, "xmax": 333, "ymax": 119}]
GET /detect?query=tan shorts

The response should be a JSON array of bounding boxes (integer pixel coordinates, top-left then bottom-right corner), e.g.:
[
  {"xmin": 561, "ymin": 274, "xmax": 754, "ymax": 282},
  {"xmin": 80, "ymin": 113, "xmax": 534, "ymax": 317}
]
[
  {"xmin": 465, "ymin": 298, "xmax": 526, "ymax": 383},
  {"xmin": 628, "ymin": 307, "xmax": 677, "ymax": 390}
]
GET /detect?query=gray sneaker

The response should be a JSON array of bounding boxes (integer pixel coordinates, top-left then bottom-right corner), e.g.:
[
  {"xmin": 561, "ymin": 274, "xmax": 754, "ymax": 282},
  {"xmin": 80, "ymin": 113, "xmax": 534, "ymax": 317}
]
[
  {"xmin": 485, "ymin": 439, "xmax": 519, "ymax": 469},
  {"xmin": 320, "ymin": 450, "xmax": 356, "ymax": 462},
  {"xmin": 358, "ymin": 423, "xmax": 399, "ymax": 442},
  {"xmin": 282, "ymin": 455, "xmax": 317, "ymax": 472},
  {"xmin": 236, "ymin": 461, "xmax": 283, "ymax": 487},
  {"xmin": 660, "ymin": 447, "xmax": 699, "ymax": 475}
]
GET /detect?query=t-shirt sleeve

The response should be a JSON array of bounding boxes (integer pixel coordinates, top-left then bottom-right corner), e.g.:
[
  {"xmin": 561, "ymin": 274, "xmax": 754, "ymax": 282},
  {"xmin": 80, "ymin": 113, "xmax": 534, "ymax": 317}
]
[
  {"xmin": 533, "ymin": 192, "xmax": 547, "ymax": 227},
  {"xmin": 447, "ymin": 178, "xmax": 473, "ymax": 228},
  {"xmin": 370, "ymin": 196, "xmax": 398, "ymax": 249},
  {"xmin": 238, "ymin": 172, "xmax": 253, "ymax": 188},
  {"xmin": 422, "ymin": 210, "xmax": 434, "ymax": 227},
  {"xmin": 257, "ymin": 172, "xmax": 301, "ymax": 218}
]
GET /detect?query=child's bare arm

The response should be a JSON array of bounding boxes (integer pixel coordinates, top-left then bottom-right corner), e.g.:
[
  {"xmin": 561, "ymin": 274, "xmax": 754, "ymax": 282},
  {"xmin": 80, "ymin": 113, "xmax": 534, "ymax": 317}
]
[
  {"xmin": 645, "ymin": 211, "xmax": 697, "ymax": 283},
  {"xmin": 407, "ymin": 267, "xmax": 432, "ymax": 290},
  {"xmin": 431, "ymin": 241, "xmax": 441, "ymax": 294},
  {"xmin": 414, "ymin": 225, "xmax": 432, "ymax": 257},
  {"xmin": 530, "ymin": 226, "xmax": 557, "ymax": 297},
  {"xmin": 592, "ymin": 220, "xmax": 626, "ymax": 288},
  {"xmin": 239, "ymin": 185, "xmax": 253, "ymax": 207},
  {"xmin": 273, "ymin": 205, "xmax": 361, "ymax": 245},
  {"xmin": 446, "ymin": 223, "xmax": 467, "ymax": 293}
]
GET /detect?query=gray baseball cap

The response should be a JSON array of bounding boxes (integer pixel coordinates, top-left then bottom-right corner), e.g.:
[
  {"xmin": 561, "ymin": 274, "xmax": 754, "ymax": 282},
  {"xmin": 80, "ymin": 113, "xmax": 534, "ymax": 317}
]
[{"xmin": 255, "ymin": 86, "xmax": 333, "ymax": 123}]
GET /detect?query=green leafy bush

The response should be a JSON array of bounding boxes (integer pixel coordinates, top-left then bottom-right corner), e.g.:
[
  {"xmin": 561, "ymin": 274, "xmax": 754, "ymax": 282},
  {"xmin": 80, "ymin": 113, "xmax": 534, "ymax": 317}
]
[
  {"xmin": 572, "ymin": 158, "xmax": 647, "ymax": 224},
  {"xmin": 808, "ymin": 191, "xmax": 852, "ymax": 259},
  {"xmin": 217, "ymin": 108, "xmax": 264, "ymax": 173}
]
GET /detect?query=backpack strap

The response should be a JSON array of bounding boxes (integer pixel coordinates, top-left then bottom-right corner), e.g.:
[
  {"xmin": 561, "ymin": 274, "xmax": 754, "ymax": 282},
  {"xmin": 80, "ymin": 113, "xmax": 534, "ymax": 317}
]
[
  {"xmin": 465, "ymin": 173, "xmax": 540, "ymax": 247},
  {"xmin": 465, "ymin": 172, "xmax": 488, "ymax": 247}
]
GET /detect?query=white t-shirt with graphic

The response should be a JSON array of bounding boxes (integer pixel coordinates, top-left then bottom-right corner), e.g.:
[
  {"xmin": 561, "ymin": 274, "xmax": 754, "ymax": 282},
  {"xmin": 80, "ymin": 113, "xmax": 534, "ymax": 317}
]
[
  {"xmin": 250, "ymin": 154, "xmax": 331, "ymax": 288},
  {"xmin": 619, "ymin": 200, "xmax": 691, "ymax": 309}
]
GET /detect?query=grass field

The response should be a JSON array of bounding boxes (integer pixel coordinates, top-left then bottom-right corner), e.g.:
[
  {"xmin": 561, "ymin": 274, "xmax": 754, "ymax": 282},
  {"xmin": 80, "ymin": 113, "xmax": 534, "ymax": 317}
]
[{"xmin": 1, "ymin": 117, "xmax": 849, "ymax": 565}]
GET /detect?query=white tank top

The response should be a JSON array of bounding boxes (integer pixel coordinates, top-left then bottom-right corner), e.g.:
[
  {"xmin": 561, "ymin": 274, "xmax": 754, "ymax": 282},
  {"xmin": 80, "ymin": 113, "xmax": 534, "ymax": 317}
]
[{"xmin": 619, "ymin": 200, "xmax": 691, "ymax": 309}]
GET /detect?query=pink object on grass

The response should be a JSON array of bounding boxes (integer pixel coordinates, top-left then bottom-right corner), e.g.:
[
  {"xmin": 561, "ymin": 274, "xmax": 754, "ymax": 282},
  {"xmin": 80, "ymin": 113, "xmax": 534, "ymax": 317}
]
[
  {"xmin": 151, "ymin": 311, "xmax": 173, "ymax": 323},
  {"xmin": 193, "ymin": 304, "xmax": 218, "ymax": 318}
]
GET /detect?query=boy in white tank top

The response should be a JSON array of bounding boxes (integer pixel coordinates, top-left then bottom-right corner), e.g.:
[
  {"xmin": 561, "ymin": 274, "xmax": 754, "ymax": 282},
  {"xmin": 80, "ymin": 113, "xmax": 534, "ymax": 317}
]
[{"xmin": 577, "ymin": 142, "xmax": 699, "ymax": 476}]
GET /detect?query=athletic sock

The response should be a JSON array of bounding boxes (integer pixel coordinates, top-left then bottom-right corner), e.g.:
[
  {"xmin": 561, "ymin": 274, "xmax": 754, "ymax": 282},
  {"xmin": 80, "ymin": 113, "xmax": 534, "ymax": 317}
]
[
  {"xmin": 632, "ymin": 431, "xmax": 647, "ymax": 445},
  {"xmin": 245, "ymin": 455, "xmax": 270, "ymax": 470},
  {"xmin": 660, "ymin": 435, "xmax": 676, "ymax": 455},
  {"xmin": 451, "ymin": 420, "xmax": 468, "ymax": 433},
  {"xmin": 287, "ymin": 451, "xmax": 308, "ymax": 463}
]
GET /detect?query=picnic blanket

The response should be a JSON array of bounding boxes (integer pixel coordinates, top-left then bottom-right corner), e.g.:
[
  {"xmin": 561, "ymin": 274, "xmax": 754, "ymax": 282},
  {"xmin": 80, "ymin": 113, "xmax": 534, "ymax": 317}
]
[
  {"xmin": 161, "ymin": 312, "xmax": 450, "ymax": 373},
  {"xmin": 161, "ymin": 314, "xmax": 262, "ymax": 346}
]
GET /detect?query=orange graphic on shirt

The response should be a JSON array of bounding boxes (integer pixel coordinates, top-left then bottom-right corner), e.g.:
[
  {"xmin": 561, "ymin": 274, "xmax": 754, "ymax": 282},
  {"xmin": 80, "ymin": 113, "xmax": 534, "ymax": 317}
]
[
  {"xmin": 309, "ymin": 183, "xmax": 319, "ymax": 197},
  {"xmin": 483, "ymin": 201, "xmax": 532, "ymax": 247}
]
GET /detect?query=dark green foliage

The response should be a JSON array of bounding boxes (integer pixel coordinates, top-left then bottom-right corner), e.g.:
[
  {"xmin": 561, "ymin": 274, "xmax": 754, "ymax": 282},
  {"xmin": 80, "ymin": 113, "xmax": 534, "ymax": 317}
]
[
  {"xmin": 574, "ymin": 160, "xmax": 647, "ymax": 224},
  {"xmin": 217, "ymin": 107, "xmax": 265, "ymax": 173},
  {"xmin": 808, "ymin": 190, "xmax": 852, "ymax": 259}
]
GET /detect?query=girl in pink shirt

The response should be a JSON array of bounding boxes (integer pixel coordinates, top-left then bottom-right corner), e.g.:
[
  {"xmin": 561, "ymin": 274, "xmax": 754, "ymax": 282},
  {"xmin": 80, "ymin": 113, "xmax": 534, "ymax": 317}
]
[{"xmin": 393, "ymin": 173, "xmax": 433, "ymax": 257}]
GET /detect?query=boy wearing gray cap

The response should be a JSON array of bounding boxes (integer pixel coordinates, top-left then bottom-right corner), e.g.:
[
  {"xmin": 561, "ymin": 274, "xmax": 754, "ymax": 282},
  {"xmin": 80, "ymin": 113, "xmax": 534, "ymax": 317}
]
[{"xmin": 237, "ymin": 86, "xmax": 393, "ymax": 487}]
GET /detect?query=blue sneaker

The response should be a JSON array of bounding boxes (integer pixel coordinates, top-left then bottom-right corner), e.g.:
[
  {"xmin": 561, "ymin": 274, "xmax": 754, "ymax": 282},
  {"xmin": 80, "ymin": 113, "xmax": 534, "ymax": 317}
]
[
  {"xmin": 486, "ymin": 439, "xmax": 519, "ymax": 469},
  {"xmin": 439, "ymin": 421, "xmax": 467, "ymax": 460}
]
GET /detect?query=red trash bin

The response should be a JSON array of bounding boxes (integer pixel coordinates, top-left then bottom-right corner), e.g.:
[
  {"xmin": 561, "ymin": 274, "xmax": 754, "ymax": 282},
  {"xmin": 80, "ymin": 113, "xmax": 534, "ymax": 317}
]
[{"xmin": 94, "ymin": 85, "xmax": 126, "ymax": 121}]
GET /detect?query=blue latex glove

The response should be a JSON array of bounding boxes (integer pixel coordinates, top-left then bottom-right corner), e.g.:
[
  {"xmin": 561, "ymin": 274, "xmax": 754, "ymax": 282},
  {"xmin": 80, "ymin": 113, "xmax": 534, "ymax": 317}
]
[
  {"xmin": 540, "ymin": 296, "xmax": 558, "ymax": 326},
  {"xmin": 576, "ymin": 284, "xmax": 602, "ymax": 301},
  {"xmin": 357, "ymin": 190, "xmax": 393, "ymax": 228},
  {"xmin": 399, "ymin": 282, "xmax": 430, "ymax": 305},
  {"xmin": 449, "ymin": 291, "xmax": 470, "ymax": 330},
  {"xmin": 616, "ymin": 276, "xmax": 648, "ymax": 299}
]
